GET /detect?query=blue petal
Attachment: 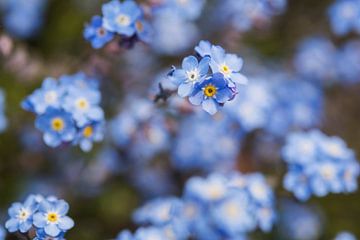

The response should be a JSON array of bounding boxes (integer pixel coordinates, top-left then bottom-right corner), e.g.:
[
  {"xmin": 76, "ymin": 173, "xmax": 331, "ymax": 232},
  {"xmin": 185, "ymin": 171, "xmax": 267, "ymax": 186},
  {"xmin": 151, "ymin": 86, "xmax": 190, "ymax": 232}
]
[
  {"xmin": 45, "ymin": 224, "xmax": 61, "ymax": 237},
  {"xmin": 33, "ymin": 213, "xmax": 47, "ymax": 228},
  {"xmin": 202, "ymin": 99, "xmax": 218, "ymax": 115},
  {"xmin": 44, "ymin": 133, "xmax": 62, "ymax": 147},
  {"xmin": 198, "ymin": 56, "xmax": 210, "ymax": 75},
  {"xmin": 225, "ymin": 53, "xmax": 243, "ymax": 72},
  {"xmin": 210, "ymin": 45, "xmax": 226, "ymax": 64},
  {"xmin": 189, "ymin": 91, "xmax": 204, "ymax": 106},
  {"xmin": 58, "ymin": 216, "xmax": 74, "ymax": 231},
  {"xmin": 178, "ymin": 83, "xmax": 193, "ymax": 97},
  {"xmin": 19, "ymin": 221, "xmax": 32, "ymax": 233},
  {"xmin": 215, "ymin": 88, "xmax": 232, "ymax": 103},
  {"xmin": 5, "ymin": 219, "xmax": 19, "ymax": 232},
  {"xmin": 182, "ymin": 56, "xmax": 198, "ymax": 71},
  {"xmin": 55, "ymin": 200, "xmax": 69, "ymax": 216},
  {"xmin": 231, "ymin": 73, "xmax": 248, "ymax": 85},
  {"xmin": 172, "ymin": 69, "xmax": 187, "ymax": 85}
]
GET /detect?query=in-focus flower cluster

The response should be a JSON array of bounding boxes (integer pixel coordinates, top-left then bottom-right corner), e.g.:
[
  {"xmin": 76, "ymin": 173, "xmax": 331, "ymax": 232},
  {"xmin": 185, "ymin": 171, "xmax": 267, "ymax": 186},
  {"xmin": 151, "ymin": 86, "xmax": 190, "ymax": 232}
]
[
  {"xmin": 84, "ymin": 0, "xmax": 151, "ymax": 49},
  {"xmin": 282, "ymin": 130, "xmax": 360, "ymax": 201},
  {"xmin": 169, "ymin": 41, "xmax": 248, "ymax": 115},
  {"xmin": 116, "ymin": 172, "xmax": 276, "ymax": 240},
  {"xmin": 328, "ymin": 0, "xmax": 360, "ymax": 36},
  {"xmin": 22, "ymin": 72, "xmax": 105, "ymax": 151},
  {"xmin": 5, "ymin": 194, "xmax": 74, "ymax": 239},
  {"xmin": 0, "ymin": 90, "xmax": 7, "ymax": 133},
  {"xmin": 0, "ymin": 0, "xmax": 47, "ymax": 39}
]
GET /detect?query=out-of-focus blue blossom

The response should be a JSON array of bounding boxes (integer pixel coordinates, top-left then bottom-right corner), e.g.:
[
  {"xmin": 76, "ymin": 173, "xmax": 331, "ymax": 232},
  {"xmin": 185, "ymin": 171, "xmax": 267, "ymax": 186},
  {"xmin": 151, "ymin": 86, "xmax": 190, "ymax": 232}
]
[
  {"xmin": 217, "ymin": 0, "xmax": 287, "ymax": 33},
  {"xmin": 278, "ymin": 199, "xmax": 324, "ymax": 240},
  {"xmin": 22, "ymin": 72, "xmax": 105, "ymax": 151},
  {"xmin": 293, "ymin": 37, "xmax": 338, "ymax": 83},
  {"xmin": 22, "ymin": 78, "xmax": 65, "ymax": 115},
  {"xmin": 195, "ymin": 40, "xmax": 212, "ymax": 57},
  {"xmin": 337, "ymin": 40, "xmax": 360, "ymax": 84},
  {"xmin": 225, "ymin": 78, "xmax": 275, "ymax": 132},
  {"xmin": 33, "ymin": 199, "xmax": 74, "ymax": 237},
  {"xmin": 172, "ymin": 56, "xmax": 210, "ymax": 97},
  {"xmin": 171, "ymin": 112, "xmax": 241, "ymax": 172},
  {"xmin": 110, "ymin": 97, "xmax": 169, "ymax": 162},
  {"xmin": 266, "ymin": 78, "xmax": 323, "ymax": 136},
  {"xmin": 282, "ymin": 130, "xmax": 360, "ymax": 201},
  {"xmin": 166, "ymin": 0, "xmax": 206, "ymax": 20},
  {"xmin": 1, "ymin": 0, "xmax": 47, "ymax": 39},
  {"xmin": 135, "ymin": 19, "xmax": 153, "ymax": 43},
  {"xmin": 335, "ymin": 232, "xmax": 357, "ymax": 240},
  {"xmin": 328, "ymin": 0, "xmax": 360, "ymax": 36},
  {"xmin": 5, "ymin": 196, "xmax": 37, "ymax": 233},
  {"xmin": 0, "ymin": 90, "xmax": 7, "ymax": 133},
  {"xmin": 35, "ymin": 108, "xmax": 76, "ymax": 148},
  {"xmin": 83, "ymin": 15, "xmax": 114, "ymax": 49},
  {"xmin": 102, "ymin": 0, "xmax": 141, "ymax": 36}
]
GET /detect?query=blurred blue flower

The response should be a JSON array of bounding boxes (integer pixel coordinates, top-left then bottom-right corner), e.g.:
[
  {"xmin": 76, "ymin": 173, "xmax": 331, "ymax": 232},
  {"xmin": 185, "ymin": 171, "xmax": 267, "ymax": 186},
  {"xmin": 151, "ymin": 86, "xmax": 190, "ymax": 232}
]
[
  {"xmin": 102, "ymin": 0, "xmax": 141, "ymax": 36},
  {"xmin": 22, "ymin": 78, "xmax": 64, "ymax": 115},
  {"xmin": 172, "ymin": 56, "xmax": 210, "ymax": 97},
  {"xmin": 335, "ymin": 232, "xmax": 357, "ymax": 240},
  {"xmin": 293, "ymin": 37, "xmax": 338, "ymax": 83},
  {"xmin": 5, "ymin": 196, "xmax": 37, "ymax": 233},
  {"xmin": 282, "ymin": 130, "xmax": 360, "ymax": 201},
  {"xmin": 189, "ymin": 73, "xmax": 234, "ymax": 114},
  {"xmin": 35, "ymin": 108, "xmax": 76, "ymax": 147},
  {"xmin": 135, "ymin": 19, "xmax": 152, "ymax": 43},
  {"xmin": 2, "ymin": 0, "xmax": 47, "ymax": 39},
  {"xmin": 33, "ymin": 199, "xmax": 74, "ymax": 237},
  {"xmin": 195, "ymin": 40, "xmax": 212, "ymax": 57},
  {"xmin": 337, "ymin": 40, "xmax": 360, "ymax": 84},
  {"xmin": 84, "ymin": 15, "xmax": 114, "ymax": 49},
  {"xmin": 59, "ymin": 72, "xmax": 99, "ymax": 92},
  {"xmin": 73, "ymin": 122, "xmax": 105, "ymax": 152},
  {"xmin": 328, "ymin": 0, "xmax": 360, "ymax": 36},
  {"xmin": 166, "ymin": 0, "xmax": 206, "ymax": 20}
]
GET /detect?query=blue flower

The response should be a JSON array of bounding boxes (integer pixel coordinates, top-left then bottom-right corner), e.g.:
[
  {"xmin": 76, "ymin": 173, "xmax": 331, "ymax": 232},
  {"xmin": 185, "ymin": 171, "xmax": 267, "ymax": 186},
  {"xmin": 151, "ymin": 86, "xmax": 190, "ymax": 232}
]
[
  {"xmin": 73, "ymin": 122, "xmax": 105, "ymax": 152},
  {"xmin": 102, "ymin": 0, "xmax": 141, "ymax": 36},
  {"xmin": 282, "ymin": 130, "xmax": 360, "ymax": 201},
  {"xmin": 33, "ymin": 199, "xmax": 74, "ymax": 237},
  {"xmin": 35, "ymin": 108, "xmax": 76, "ymax": 147},
  {"xmin": 5, "ymin": 196, "xmax": 37, "ymax": 233},
  {"xmin": 84, "ymin": 15, "xmax": 114, "ymax": 49},
  {"xmin": 62, "ymin": 88, "xmax": 104, "ymax": 127},
  {"xmin": 335, "ymin": 232, "xmax": 357, "ymax": 240},
  {"xmin": 189, "ymin": 73, "xmax": 234, "ymax": 114},
  {"xmin": 22, "ymin": 78, "xmax": 64, "ymax": 114},
  {"xmin": 59, "ymin": 72, "xmax": 99, "ymax": 92},
  {"xmin": 172, "ymin": 56, "xmax": 210, "ymax": 97},
  {"xmin": 167, "ymin": 0, "xmax": 206, "ymax": 20},
  {"xmin": 209, "ymin": 45, "xmax": 248, "ymax": 86},
  {"xmin": 328, "ymin": 0, "xmax": 360, "ymax": 36}
]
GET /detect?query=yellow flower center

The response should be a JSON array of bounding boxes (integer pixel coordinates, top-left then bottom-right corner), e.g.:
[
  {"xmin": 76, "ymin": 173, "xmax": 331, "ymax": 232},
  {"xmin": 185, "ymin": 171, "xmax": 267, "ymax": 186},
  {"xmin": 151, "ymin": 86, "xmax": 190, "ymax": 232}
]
[
  {"xmin": 135, "ymin": 20, "xmax": 143, "ymax": 32},
  {"xmin": 204, "ymin": 85, "xmax": 217, "ymax": 97},
  {"xmin": 83, "ymin": 126, "xmax": 93, "ymax": 138},
  {"xmin": 76, "ymin": 98, "xmax": 89, "ymax": 110},
  {"xmin": 47, "ymin": 212, "xmax": 59, "ymax": 223},
  {"xmin": 51, "ymin": 118, "xmax": 65, "ymax": 132},
  {"xmin": 220, "ymin": 64, "xmax": 231, "ymax": 75},
  {"xmin": 116, "ymin": 14, "xmax": 131, "ymax": 26},
  {"xmin": 18, "ymin": 209, "xmax": 29, "ymax": 221}
]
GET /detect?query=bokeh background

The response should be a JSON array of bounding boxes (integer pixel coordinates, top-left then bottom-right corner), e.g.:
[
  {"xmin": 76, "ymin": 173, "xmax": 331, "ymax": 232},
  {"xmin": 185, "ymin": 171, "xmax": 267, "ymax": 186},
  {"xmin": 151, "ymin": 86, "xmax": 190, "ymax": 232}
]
[{"xmin": 0, "ymin": 0, "xmax": 360, "ymax": 239}]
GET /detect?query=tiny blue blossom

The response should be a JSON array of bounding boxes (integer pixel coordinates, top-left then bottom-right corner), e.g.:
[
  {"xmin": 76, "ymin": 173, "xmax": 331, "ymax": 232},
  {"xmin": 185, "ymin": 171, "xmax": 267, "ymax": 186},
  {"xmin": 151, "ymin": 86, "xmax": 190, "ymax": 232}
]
[
  {"xmin": 5, "ymin": 197, "xmax": 37, "ymax": 233},
  {"xmin": 102, "ymin": 0, "xmax": 141, "ymax": 37},
  {"xmin": 84, "ymin": 15, "xmax": 114, "ymax": 49},
  {"xmin": 35, "ymin": 108, "xmax": 76, "ymax": 147},
  {"xmin": 328, "ymin": 0, "xmax": 360, "ymax": 36},
  {"xmin": 74, "ymin": 122, "xmax": 105, "ymax": 152}
]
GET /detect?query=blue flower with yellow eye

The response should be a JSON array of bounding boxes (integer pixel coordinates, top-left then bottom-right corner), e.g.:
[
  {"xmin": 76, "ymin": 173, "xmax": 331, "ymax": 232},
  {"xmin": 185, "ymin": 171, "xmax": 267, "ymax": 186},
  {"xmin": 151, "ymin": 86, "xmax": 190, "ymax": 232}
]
[
  {"xmin": 73, "ymin": 121, "xmax": 105, "ymax": 152},
  {"xmin": 84, "ymin": 15, "xmax": 114, "ymax": 49},
  {"xmin": 62, "ymin": 88, "xmax": 104, "ymax": 127},
  {"xmin": 5, "ymin": 196, "xmax": 37, "ymax": 233},
  {"xmin": 189, "ymin": 73, "xmax": 234, "ymax": 115},
  {"xmin": 172, "ymin": 56, "xmax": 210, "ymax": 97},
  {"xmin": 209, "ymin": 45, "xmax": 248, "ymax": 86},
  {"xmin": 35, "ymin": 108, "xmax": 76, "ymax": 147},
  {"xmin": 33, "ymin": 199, "xmax": 74, "ymax": 237},
  {"xmin": 22, "ymin": 78, "xmax": 64, "ymax": 115},
  {"xmin": 102, "ymin": 0, "xmax": 141, "ymax": 36}
]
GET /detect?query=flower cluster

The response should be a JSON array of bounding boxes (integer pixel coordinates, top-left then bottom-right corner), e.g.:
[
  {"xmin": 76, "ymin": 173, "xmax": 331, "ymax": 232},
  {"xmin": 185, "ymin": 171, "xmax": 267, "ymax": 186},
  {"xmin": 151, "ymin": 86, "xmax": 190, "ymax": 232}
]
[
  {"xmin": 328, "ymin": 0, "xmax": 360, "ymax": 36},
  {"xmin": 0, "ymin": 0, "xmax": 47, "ymax": 39},
  {"xmin": 5, "ymin": 194, "xmax": 74, "ymax": 239},
  {"xmin": 84, "ymin": 0, "xmax": 151, "ymax": 49},
  {"xmin": 282, "ymin": 130, "xmax": 360, "ymax": 201},
  {"xmin": 169, "ymin": 41, "xmax": 248, "ymax": 115},
  {"xmin": 116, "ymin": 172, "xmax": 276, "ymax": 239},
  {"xmin": 0, "ymin": 90, "xmax": 7, "ymax": 133},
  {"xmin": 22, "ymin": 72, "xmax": 105, "ymax": 151}
]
